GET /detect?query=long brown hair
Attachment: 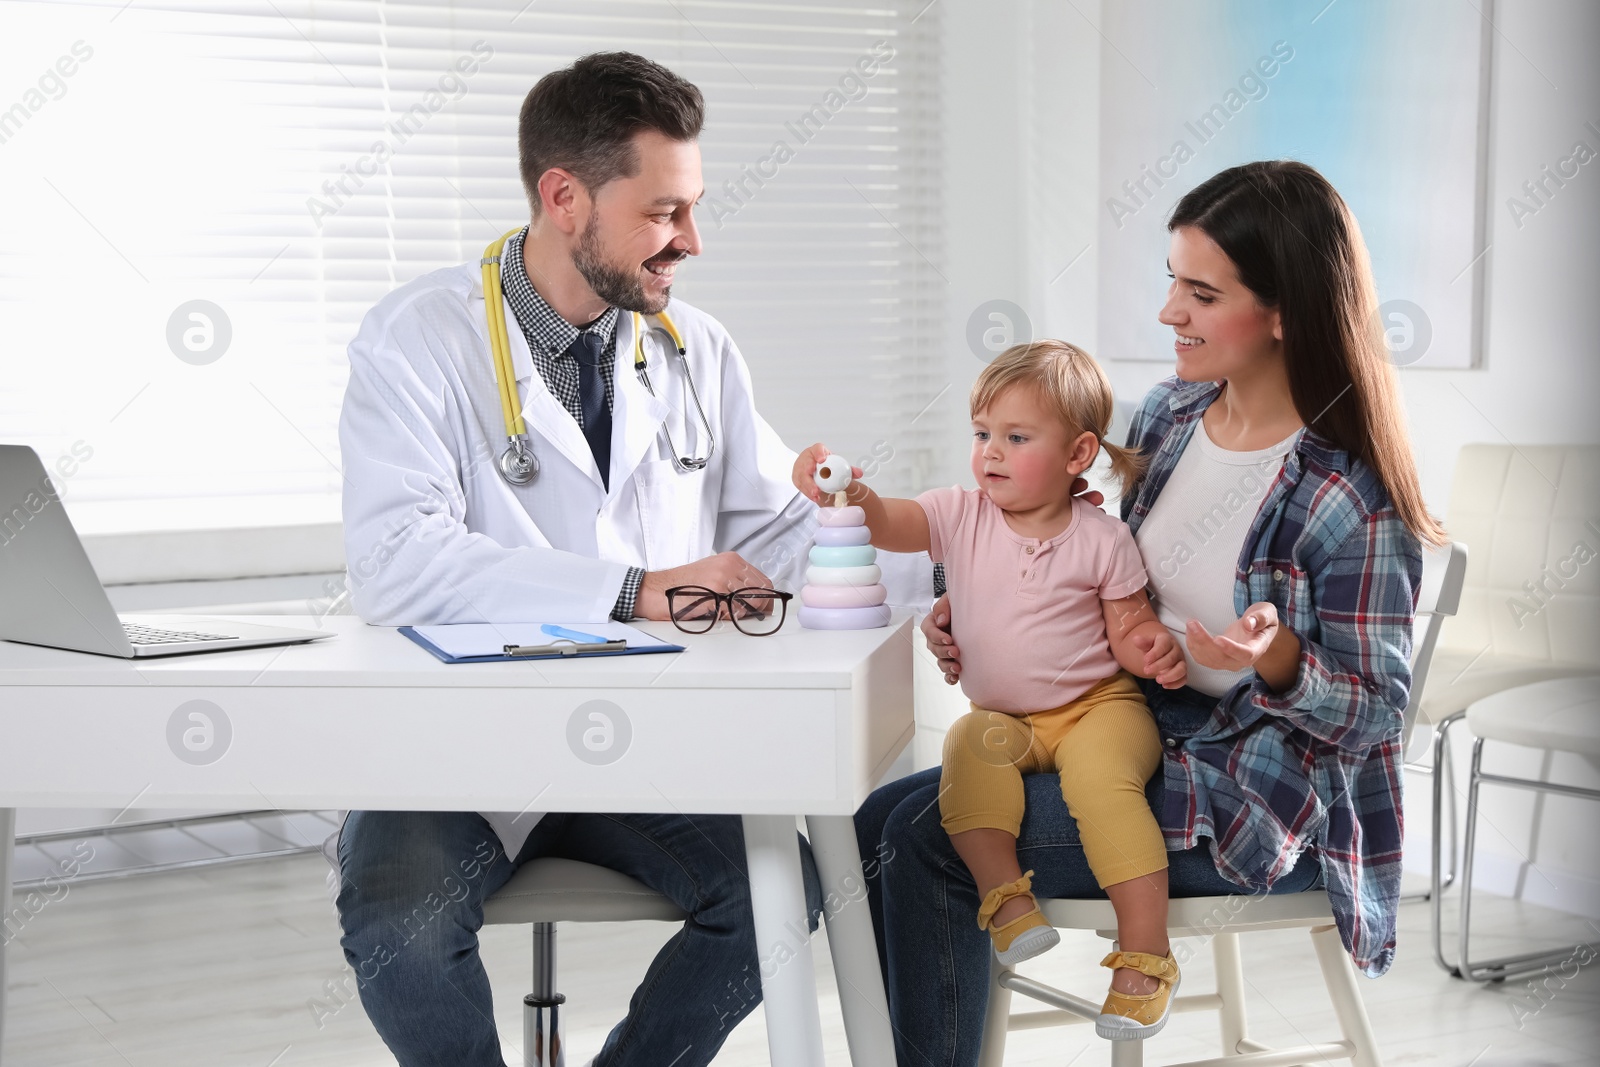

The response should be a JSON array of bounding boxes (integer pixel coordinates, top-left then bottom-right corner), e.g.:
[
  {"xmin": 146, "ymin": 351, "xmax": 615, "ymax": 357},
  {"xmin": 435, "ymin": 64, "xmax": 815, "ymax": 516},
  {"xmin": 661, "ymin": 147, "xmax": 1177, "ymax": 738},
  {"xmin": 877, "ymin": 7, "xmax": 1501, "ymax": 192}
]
[{"xmin": 1170, "ymin": 161, "xmax": 1447, "ymax": 547}]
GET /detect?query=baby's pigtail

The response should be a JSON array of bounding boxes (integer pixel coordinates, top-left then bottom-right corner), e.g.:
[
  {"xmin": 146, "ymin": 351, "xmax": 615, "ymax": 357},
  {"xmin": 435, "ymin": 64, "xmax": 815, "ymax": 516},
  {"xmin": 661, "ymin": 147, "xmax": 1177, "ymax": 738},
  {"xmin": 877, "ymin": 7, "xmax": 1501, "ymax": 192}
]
[{"xmin": 1099, "ymin": 438, "xmax": 1148, "ymax": 499}]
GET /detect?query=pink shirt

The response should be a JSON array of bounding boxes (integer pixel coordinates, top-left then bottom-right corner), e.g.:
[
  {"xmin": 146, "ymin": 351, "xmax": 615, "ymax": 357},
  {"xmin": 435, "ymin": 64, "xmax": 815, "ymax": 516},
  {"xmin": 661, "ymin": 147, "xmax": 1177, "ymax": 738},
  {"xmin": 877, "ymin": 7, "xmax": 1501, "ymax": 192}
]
[{"xmin": 917, "ymin": 487, "xmax": 1149, "ymax": 714}]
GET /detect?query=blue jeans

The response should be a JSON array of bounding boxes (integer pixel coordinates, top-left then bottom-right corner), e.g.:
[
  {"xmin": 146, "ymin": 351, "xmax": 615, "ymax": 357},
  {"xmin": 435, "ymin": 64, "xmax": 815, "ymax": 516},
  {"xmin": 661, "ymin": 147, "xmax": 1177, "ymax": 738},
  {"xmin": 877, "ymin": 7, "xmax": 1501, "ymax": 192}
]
[
  {"xmin": 336, "ymin": 810, "xmax": 822, "ymax": 1067},
  {"xmin": 855, "ymin": 765, "xmax": 1325, "ymax": 1067}
]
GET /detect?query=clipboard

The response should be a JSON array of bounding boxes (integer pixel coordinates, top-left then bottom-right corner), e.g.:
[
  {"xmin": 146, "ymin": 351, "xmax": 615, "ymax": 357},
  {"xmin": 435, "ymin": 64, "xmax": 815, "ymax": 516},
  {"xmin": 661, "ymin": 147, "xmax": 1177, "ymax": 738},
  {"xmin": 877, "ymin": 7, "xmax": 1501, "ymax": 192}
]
[{"xmin": 399, "ymin": 622, "xmax": 684, "ymax": 664}]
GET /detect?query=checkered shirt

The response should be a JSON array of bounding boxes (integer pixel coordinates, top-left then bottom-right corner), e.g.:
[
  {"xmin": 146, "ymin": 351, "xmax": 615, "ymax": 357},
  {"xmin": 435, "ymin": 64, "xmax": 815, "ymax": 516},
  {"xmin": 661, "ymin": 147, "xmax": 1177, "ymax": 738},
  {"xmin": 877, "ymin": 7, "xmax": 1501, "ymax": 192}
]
[
  {"xmin": 500, "ymin": 227, "xmax": 642, "ymax": 620},
  {"xmin": 1123, "ymin": 376, "xmax": 1423, "ymax": 978},
  {"xmin": 500, "ymin": 227, "xmax": 619, "ymax": 426}
]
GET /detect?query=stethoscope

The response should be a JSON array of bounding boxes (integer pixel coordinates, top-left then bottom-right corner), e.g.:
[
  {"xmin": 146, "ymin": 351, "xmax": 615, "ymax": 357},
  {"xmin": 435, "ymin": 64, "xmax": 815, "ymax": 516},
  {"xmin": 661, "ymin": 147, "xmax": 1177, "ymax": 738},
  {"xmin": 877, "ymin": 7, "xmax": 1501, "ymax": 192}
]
[{"xmin": 481, "ymin": 228, "xmax": 716, "ymax": 486}]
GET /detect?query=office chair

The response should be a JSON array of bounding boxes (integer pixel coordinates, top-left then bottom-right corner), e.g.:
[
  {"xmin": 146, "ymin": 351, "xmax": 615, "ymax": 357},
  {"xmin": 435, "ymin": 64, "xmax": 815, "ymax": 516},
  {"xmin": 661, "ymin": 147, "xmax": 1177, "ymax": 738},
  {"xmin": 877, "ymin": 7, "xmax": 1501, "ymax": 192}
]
[{"xmin": 482, "ymin": 857, "xmax": 687, "ymax": 1067}]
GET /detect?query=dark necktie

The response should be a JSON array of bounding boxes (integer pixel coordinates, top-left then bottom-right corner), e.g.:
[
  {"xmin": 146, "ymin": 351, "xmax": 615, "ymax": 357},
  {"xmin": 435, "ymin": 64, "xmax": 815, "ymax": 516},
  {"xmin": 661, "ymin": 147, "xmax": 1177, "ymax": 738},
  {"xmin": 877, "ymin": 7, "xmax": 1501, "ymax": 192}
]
[{"xmin": 571, "ymin": 331, "xmax": 610, "ymax": 490}]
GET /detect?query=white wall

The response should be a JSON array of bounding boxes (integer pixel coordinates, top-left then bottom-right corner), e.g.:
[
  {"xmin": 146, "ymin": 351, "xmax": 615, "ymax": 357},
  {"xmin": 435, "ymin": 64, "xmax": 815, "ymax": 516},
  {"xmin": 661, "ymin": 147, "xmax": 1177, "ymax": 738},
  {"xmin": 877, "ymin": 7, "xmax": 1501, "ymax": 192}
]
[
  {"xmin": 1397, "ymin": 0, "xmax": 1600, "ymax": 920},
  {"xmin": 934, "ymin": 0, "xmax": 1106, "ymax": 484},
  {"xmin": 1403, "ymin": 0, "xmax": 1600, "ymax": 510},
  {"xmin": 935, "ymin": 0, "xmax": 1600, "ymax": 916},
  {"xmin": 931, "ymin": 0, "xmax": 1025, "ymax": 489}
]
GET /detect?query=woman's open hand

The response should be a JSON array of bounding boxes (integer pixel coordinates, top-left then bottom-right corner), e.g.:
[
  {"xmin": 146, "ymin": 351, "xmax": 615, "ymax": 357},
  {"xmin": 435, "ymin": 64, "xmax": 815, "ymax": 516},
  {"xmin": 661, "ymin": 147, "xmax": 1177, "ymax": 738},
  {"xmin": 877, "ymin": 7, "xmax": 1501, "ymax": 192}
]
[
  {"xmin": 921, "ymin": 595, "xmax": 960, "ymax": 684},
  {"xmin": 1184, "ymin": 602, "xmax": 1280, "ymax": 673}
]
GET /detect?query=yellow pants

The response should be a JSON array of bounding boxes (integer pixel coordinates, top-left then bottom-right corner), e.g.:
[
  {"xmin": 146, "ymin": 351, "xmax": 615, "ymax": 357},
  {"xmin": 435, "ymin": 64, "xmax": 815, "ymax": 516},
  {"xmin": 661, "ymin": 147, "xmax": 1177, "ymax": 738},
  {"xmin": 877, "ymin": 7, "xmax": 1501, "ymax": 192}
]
[{"xmin": 939, "ymin": 670, "xmax": 1166, "ymax": 889}]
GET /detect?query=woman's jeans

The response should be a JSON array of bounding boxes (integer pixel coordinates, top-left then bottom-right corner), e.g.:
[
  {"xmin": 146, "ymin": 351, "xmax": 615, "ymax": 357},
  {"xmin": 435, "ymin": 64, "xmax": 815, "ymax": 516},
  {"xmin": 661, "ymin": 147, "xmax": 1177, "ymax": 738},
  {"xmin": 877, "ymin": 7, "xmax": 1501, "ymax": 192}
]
[
  {"xmin": 336, "ymin": 810, "xmax": 822, "ymax": 1067},
  {"xmin": 855, "ymin": 766, "xmax": 1325, "ymax": 1067}
]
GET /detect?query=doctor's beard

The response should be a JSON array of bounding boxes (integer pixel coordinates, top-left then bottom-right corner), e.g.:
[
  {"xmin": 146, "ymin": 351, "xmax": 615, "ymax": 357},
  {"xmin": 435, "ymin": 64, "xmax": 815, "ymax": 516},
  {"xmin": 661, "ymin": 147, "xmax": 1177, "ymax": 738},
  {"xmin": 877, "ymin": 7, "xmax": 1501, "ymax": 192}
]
[{"xmin": 572, "ymin": 214, "xmax": 680, "ymax": 315}]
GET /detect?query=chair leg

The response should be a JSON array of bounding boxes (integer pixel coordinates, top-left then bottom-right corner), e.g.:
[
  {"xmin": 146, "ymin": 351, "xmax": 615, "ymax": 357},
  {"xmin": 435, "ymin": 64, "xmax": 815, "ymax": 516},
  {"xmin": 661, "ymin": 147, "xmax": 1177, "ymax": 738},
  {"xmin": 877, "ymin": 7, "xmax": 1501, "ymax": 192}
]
[
  {"xmin": 1110, "ymin": 1039, "xmax": 1145, "ymax": 1066},
  {"xmin": 1400, "ymin": 720, "xmax": 1448, "ymax": 905},
  {"xmin": 1213, "ymin": 930, "xmax": 1249, "ymax": 1053},
  {"xmin": 1430, "ymin": 712, "xmax": 1464, "ymax": 973},
  {"xmin": 1454, "ymin": 735, "xmax": 1486, "ymax": 982},
  {"xmin": 1451, "ymin": 736, "xmax": 1593, "ymax": 983},
  {"xmin": 525, "ymin": 921, "xmax": 566, "ymax": 1067},
  {"xmin": 1442, "ymin": 723, "xmax": 1459, "ymax": 891},
  {"xmin": 1309, "ymin": 923, "xmax": 1382, "ymax": 1067},
  {"xmin": 977, "ymin": 955, "xmax": 1012, "ymax": 1067}
]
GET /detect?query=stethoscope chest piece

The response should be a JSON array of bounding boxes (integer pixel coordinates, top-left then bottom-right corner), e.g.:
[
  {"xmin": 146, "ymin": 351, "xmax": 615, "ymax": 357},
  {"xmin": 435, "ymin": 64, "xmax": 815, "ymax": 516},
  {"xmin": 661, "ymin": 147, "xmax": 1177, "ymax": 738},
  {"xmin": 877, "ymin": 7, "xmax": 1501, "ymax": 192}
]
[
  {"xmin": 481, "ymin": 228, "xmax": 713, "ymax": 487},
  {"xmin": 498, "ymin": 437, "xmax": 539, "ymax": 485}
]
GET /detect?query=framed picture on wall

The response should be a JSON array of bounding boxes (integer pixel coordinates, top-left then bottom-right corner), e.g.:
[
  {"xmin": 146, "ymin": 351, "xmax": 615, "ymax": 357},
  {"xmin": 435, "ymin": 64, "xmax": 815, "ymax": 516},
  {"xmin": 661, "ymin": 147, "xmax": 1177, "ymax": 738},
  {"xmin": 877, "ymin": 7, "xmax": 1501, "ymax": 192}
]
[{"xmin": 1096, "ymin": 0, "xmax": 1493, "ymax": 369}]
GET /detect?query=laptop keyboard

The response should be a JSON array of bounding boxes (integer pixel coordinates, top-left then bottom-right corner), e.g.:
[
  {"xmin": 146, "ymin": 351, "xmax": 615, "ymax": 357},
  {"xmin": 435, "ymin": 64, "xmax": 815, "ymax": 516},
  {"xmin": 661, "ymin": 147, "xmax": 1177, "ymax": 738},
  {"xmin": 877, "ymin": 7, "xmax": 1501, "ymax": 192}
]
[{"xmin": 123, "ymin": 622, "xmax": 237, "ymax": 645}]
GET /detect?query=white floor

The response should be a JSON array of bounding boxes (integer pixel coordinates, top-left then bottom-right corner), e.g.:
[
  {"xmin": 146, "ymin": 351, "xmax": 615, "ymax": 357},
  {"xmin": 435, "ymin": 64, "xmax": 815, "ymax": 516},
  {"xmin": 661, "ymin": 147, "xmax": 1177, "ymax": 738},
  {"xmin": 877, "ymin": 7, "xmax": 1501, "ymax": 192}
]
[{"xmin": 4, "ymin": 855, "xmax": 1597, "ymax": 1066}]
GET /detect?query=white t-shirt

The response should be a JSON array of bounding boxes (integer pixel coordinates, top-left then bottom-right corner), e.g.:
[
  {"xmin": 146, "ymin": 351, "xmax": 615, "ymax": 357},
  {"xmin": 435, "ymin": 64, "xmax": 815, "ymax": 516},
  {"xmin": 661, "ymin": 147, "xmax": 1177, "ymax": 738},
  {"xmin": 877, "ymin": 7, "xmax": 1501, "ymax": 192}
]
[{"xmin": 1134, "ymin": 418, "xmax": 1298, "ymax": 697}]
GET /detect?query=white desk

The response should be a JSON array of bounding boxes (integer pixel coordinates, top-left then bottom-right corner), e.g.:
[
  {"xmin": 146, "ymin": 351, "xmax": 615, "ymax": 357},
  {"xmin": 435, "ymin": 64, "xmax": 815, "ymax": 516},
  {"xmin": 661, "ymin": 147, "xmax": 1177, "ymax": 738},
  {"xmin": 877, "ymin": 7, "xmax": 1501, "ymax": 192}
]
[{"xmin": 0, "ymin": 614, "xmax": 914, "ymax": 1067}]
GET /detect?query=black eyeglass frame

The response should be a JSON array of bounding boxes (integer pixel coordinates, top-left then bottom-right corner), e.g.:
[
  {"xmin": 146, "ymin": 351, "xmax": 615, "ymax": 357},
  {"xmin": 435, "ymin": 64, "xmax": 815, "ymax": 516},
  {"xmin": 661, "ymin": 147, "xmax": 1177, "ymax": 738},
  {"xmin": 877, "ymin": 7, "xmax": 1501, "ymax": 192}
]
[{"xmin": 664, "ymin": 585, "xmax": 793, "ymax": 636}]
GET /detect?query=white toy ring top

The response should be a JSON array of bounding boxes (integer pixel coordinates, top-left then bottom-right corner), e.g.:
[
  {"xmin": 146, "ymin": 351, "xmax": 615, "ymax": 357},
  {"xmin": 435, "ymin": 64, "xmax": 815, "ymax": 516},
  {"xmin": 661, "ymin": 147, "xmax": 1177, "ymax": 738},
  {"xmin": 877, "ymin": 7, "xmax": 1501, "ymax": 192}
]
[{"xmin": 814, "ymin": 454, "xmax": 853, "ymax": 495}]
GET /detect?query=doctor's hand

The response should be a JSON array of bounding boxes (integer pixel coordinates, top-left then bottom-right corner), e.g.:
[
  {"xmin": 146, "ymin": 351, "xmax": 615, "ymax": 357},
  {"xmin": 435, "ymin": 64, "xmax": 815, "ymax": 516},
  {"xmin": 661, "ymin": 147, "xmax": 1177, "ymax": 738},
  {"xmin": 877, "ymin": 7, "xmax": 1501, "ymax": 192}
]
[
  {"xmin": 792, "ymin": 443, "xmax": 864, "ymax": 504},
  {"xmin": 921, "ymin": 595, "xmax": 961, "ymax": 685},
  {"xmin": 635, "ymin": 552, "xmax": 774, "ymax": 621}
]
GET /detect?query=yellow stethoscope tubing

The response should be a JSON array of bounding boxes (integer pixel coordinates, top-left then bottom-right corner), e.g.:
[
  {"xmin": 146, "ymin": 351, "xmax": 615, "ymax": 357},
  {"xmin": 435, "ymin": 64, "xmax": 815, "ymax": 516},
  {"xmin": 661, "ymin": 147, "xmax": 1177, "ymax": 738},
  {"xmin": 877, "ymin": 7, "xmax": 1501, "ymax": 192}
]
[
  {"xmin": 637, "ymin": 309, "xmax": 686, "ymax": 369},
  {"xmin": 482, "ymin": 229, "xmax": 689, "ymax": 447},
  {"xmin": 482, "ymin": 227, "xmax": 525, "ymax": 440}
]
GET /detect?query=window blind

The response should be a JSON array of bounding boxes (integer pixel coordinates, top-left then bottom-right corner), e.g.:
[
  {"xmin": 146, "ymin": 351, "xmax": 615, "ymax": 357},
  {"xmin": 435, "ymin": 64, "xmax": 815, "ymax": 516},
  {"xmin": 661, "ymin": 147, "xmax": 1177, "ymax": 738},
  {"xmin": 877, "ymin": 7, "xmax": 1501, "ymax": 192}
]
[{"xmin": 0, "ymin": 0, "xmax": 945, "ymax": 539}]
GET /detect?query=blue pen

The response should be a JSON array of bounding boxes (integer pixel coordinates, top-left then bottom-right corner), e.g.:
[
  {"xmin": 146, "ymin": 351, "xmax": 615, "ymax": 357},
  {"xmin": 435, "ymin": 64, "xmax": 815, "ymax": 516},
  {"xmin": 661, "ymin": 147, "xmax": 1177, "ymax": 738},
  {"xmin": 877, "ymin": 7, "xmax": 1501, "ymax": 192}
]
[{"xmin": 541, "ymin": 624, "xmax": 610, "ymax": 644}]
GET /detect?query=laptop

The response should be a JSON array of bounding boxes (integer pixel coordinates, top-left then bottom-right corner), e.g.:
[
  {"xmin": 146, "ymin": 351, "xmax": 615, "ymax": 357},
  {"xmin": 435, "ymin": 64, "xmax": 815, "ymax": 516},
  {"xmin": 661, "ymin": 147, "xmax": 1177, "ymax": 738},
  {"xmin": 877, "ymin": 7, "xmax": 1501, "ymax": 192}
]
[{"xmin": 0, "ymin": 445, "xmax": 336, "ymax": 658}]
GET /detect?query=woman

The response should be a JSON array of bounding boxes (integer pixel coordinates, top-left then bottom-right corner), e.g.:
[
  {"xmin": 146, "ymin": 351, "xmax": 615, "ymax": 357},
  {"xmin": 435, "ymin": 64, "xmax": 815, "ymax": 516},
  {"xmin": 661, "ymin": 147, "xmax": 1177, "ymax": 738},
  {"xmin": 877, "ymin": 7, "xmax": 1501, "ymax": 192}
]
[{"xmin": 856, "ymin": 160, "xmax": 1447, "ymax": 1064}]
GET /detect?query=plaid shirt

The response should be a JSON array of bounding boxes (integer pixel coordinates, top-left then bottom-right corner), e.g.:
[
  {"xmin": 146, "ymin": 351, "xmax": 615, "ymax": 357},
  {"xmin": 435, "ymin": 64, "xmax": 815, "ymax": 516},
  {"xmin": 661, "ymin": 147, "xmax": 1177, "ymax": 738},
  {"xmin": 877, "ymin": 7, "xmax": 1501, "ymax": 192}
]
[{"xmin": 1123, "ymin": 376, "xmax": 1422, "ymax": 978}]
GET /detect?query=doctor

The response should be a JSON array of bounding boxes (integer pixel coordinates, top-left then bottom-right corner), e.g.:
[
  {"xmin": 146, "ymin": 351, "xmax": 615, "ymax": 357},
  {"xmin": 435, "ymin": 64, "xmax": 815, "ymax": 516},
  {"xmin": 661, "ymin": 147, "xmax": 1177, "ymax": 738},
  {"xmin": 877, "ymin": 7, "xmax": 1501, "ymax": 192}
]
[{"xmin": 334, "ymin": 52, "xmax": 926, "ymax": 1067}]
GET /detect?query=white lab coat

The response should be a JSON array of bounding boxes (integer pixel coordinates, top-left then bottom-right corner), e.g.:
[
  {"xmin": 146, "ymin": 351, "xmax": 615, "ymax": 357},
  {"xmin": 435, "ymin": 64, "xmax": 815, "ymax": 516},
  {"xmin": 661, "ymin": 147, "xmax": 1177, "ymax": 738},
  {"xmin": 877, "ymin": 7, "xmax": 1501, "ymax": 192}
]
[{"xmin": 337, "ymin": 257, "xmax": 932, "ymax": 857}]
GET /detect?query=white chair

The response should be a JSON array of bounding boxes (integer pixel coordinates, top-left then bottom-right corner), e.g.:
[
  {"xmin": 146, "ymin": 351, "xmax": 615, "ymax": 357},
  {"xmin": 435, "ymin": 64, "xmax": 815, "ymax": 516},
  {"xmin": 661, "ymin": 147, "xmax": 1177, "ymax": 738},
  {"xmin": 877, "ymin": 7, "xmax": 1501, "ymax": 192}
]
[
  {"xmin": 978, "ymin": 541, "xmax": 1467, "ymax": 1067},
  {"xmin": 1453, "ymin": 676, "xmax": 1600, "ymax": 983},
  {"xmin": 482, "ymin": 857, "xmax": 687, "ymax": 1067},
  {"xmin": 1414, "ymin": 445, "xmax": 1599, "ymax": 973}
]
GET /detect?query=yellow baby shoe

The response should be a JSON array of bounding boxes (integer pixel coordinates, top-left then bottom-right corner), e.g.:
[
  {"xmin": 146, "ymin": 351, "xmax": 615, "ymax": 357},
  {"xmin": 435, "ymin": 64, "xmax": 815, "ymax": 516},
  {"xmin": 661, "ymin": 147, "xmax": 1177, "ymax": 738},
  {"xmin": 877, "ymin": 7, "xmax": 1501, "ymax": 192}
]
[
  {"xmin": 1095, "ymin": 948, "xmax": 1181, "ymax": 1041},
  {"xmin": 977, "ymin": 870, "xmax": 1060, "ymax": 965}
]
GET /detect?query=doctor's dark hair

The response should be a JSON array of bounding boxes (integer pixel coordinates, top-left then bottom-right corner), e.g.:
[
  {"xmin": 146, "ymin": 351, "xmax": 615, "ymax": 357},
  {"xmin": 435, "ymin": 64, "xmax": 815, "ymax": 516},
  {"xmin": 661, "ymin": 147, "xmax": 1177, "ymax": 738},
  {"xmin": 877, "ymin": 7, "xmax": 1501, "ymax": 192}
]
[
  {"xmin": 518, "ymin": 52, "xmax": 704, "ymax": 214},
  {"xmin": 1169, "ymin": 161, "xmax": 1445, "ymax": 547}
]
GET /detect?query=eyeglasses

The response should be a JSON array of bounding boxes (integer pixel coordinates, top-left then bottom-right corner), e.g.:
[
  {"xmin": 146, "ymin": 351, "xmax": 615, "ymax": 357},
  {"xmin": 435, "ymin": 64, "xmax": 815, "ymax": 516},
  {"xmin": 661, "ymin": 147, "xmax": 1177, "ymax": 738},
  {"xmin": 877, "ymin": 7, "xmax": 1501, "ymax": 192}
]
[{"xmin": 665, "ymin": 586, "xmax": 792, "ymax": 636}]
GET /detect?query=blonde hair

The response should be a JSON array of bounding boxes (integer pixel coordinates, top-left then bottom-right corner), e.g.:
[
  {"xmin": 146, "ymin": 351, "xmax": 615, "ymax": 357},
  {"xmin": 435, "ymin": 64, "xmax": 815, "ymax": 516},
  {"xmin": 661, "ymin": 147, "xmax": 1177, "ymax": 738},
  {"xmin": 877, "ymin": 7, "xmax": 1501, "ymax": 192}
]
[{"xmin": 970, "ymin": 340, "xmax": 1147, "ymax": 495}]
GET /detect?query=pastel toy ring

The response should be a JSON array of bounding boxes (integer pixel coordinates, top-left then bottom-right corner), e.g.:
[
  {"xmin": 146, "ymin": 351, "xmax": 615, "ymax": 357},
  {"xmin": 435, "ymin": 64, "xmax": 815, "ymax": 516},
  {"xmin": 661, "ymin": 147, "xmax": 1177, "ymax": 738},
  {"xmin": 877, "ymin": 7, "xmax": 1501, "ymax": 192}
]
[
  {"xmin": 808, "ymin": 545, "xmax": 876, "ymax": 568},
  {"xmin": 813, "ymin": 525, "xmax": 871, "ymax": 547},
  {"xmin": 817, "ymin": 506, "xmax": 865, "ymax": 527},
  {"xmin": 800, "ymin": 583, "xmax": 887, "ymax": 609},
  {"xmin": 797, "ymin": 604, "xmax": 893, "ymax": 630},
  {"xmin": 804, "ymin": 564, "xmax": 881, "ymax": 587}
]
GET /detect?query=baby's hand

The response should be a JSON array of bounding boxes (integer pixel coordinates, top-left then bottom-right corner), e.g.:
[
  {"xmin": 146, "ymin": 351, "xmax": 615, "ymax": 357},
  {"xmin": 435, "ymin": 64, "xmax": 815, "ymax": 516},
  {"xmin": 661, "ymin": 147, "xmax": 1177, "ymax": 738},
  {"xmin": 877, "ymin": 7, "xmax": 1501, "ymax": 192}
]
[
  {"xmin": 1131, "ymin": 628, "xmax": 1188, "ymax": 689},
  {"xmin": 792, "ymin": 443, "xmax": 863, "ymax": 504}
]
